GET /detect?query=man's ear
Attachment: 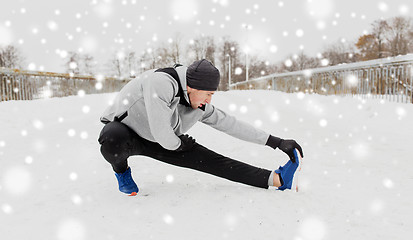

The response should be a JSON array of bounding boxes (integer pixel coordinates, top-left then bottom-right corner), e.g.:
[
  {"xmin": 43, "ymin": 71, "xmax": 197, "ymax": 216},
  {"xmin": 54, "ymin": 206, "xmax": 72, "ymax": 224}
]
[{"xmin": 187, "ymin": 86, "xmax": 197, "ymax": 94}]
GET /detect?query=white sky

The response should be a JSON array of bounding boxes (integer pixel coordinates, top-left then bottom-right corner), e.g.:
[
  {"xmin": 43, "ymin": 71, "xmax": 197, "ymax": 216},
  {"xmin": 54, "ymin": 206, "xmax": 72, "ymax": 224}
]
[{"xmin": 1, "ymin": 0, "xmax": 412, "ymax": 73}]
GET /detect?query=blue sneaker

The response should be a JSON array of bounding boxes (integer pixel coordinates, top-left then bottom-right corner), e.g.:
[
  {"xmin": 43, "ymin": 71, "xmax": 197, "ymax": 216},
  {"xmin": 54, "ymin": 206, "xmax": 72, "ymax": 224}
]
[
  {"xmin": 275, "ymin": 149, "xmax": 302, "ymax": 191},
  {"xmin": 115, "ymin": 167, "xmax": 139, "ymax": 195}
]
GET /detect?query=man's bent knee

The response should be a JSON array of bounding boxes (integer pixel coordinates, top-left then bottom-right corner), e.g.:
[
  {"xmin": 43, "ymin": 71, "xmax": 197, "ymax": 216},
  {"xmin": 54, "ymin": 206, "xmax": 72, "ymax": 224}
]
[{"xmin": 98, "ymin": 121, "xmax": 143, "ymax": 159}]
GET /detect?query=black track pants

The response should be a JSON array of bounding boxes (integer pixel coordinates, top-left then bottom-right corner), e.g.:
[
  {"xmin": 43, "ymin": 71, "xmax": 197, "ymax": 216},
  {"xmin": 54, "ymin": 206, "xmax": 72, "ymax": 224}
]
[{"xmin": 98, "ymin": 121, "xmax": 272, "ymax": 189}]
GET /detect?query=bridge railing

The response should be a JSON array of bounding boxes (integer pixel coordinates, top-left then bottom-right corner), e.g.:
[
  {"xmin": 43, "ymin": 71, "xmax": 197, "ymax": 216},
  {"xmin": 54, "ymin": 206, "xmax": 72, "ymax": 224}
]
[
  {"xmin": 0, "ymin": 68, "xmax": 128, "ymax": 101},
  {"xmin": 230, "ymin": 54, "xmax": 413, "ymax": 104}
]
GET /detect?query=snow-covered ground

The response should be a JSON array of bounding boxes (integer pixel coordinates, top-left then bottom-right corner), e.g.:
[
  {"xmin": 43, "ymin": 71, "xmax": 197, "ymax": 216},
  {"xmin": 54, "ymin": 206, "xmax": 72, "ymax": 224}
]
[{"xmin": 1, "ymin": 90, "xmax": 412, "ymax": 240}]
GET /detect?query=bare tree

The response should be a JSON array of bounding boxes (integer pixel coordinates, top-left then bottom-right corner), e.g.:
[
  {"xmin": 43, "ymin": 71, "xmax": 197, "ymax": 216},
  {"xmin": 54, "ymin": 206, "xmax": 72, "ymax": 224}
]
[
  {"xmin": 187, "ymin": 35, "xmax": 216, "ymax": 63},
  {"xmin": 169, "ymin": 33, "xmax": 184, "ymax": 64},
  {"xmin": 105, "ymin": 49, "xmax": 141, "ymax": 79},
  {"xmin": 139, "ymin": 34, "xmax": 186, "ymax": 72},
  {"xmin": 279, "ymin": 51, "xmax": 320, "ymax": 72},
  {"xmin": 139, "ymin": 47, "xmax": 168, "ymax": 72},
  {"xmin": 64, "ymin": 52, "xmax": 98, "ymax": 76},
  {"xmin": 140, "ymin": 47, "xmax": 160, "ymax": 71},
  {"xmin": 64, "ymin": 52, "xmax": 80, "ymax": 75},
  {"xmin": 247, "ymin": 55, "xmax": 271, "ymax": 79},
  {"xmin": 409, "ymin": 31, "xmax": 413, "ymax": 53},
  {"xmin": 82, "ymin": 54, "xmax": 96, "ymax": 75},
  {"xmin": 321, "ymin": 40, "xmax": 358, "ymax": 66},
  {"xmin": 216, "ymin": 36, "xmax": 245, "ymax": 89},
  {"xmin": 125, "ymin": 51, "xmax": 137, "ymax": 76},
  {"xmin": 110, "ymin": 56, "xmax": 123, "ymax": 78},
  {"xmin": 385, "ymin": 16, "xmax": 412, "ymax": 56},
  {"xmin": 157, "ymin": 44, "xmax": 176, "ymax": 67},
  {"xmin": 371, "ymin": 19, "xmax": 390, "ymax": 58},
  {"xmin": 0, "ymin": 45, "xmax": 24, "ymax": 68}
]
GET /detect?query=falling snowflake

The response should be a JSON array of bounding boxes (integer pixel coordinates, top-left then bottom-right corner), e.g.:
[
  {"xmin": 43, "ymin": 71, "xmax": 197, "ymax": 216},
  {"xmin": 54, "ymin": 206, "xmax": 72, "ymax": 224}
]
[
  {"xmin": 297, "ymin": 92, "xmax": 305, "ymax": 100},
  {"xmin": 67, "ymin": 129, "xmax": 76, "ymax": 137},
  {"xmin": 317, "ymin": 20, "xmax": 326, "ymax": 30},
  {"xmin": 2, "ymin": 204, "xmax": 13, "ymax": 214},
  {"xmin": 28, "ymin": 63, "xmax": 36, "ymax": 71},
  {"xmin": 77, "ymin": 90, "xmax": 86, "ymax": 97},
  {"xmin": 239, "ymin": 105, "xmax": 248, "ymax": 114},
  {"xmin": 163, "ymin": 214, "xmax": 174, "ymax": 225},
  {"xmin": 47, "ymin": 21, "xmax": 59, "ymax": 31},
  {"xmin": 382, "ymin": 178, "xmax": 394, "ymax": 189},
  {"xmin": 253, "ymin": 119, "xmax": 263, "ymax": 128},
  {"xmin": 82, "ymin": 105, "xmax": 90, "ymax": 114},
  {"xmin": 396, "ymin": 107, "xmax": 406, "ymax": 120},
  {"xmin": 399, "ymin": 5, "xmax": 409, "ymax": 15},
  {"xmin": 95, "ymin": 82, "xmax": 103, "ymax": 90},
  {"xmin": 319, "ymin": 119, "xmax": 327, "ymax": 127},
  {"xmin": 33, "ymin": 119, "xmax": 44, "ymax": 130},
  {"xmin": 346, "ymin": 74, "xmax": 358, "ymax": 86},
  {"xmin": 165, "ymin": 174, "xmax": 174, "ymax": 183},
  {"xmin": 3, "ymin": 166, "xmax": 32, "ymax": 195},
  {"xmin": 296, "ymin": 29, "xmax": 304, "ymax": 37},
  {"xmin": 25, "ymin": 156, "xmax": 34, "ymax": 164},
  {"xmin": 71, "ymin": 194, "xmax": 83, "ymax": 205},
  {"xmin": 270, "ymin": 112, "xmax": 280, "ymax": 122},
  {"xmin": 284, "ymin": 59, "xmax": 293, "ymax": 67},
  {"xmin": 370, "ymin": 199, "xmax": 385, "ymax": 214},
  {"xmin": 69, "ymin": 172, "xmax": 78, "ymax": 181},
  {"xmin": 228, "ymin": 103, "xmax": 237, "ymax": 112},
  {"xmin": 321, "ymin": 58, "xmax": 329, "ymax": 66},
  {"xmin": 80, "ymin": 131, "xmax": 88, "ymax": 139},
  {"xmin": 378, "ymin": 2, "xmax": 388, "ymax": 12}
]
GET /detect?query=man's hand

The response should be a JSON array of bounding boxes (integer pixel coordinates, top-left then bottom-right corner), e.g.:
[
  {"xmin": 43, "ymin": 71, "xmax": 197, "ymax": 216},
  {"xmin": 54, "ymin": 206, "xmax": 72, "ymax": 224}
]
[
  {"xmin": 175, "ymin": 134, "xmax": 196, "ymax": 152},
  {"xmin": 266, "ymin": 135, "xmax": 304, "ymax": 162},
  {"xmin": 278, "ymin": 139, "xmax": 304, "ymax": 162}
]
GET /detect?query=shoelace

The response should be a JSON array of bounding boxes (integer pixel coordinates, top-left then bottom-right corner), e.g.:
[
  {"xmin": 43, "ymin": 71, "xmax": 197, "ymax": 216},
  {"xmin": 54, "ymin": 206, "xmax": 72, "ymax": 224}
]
[{"xmin": 119, "ymin": 172, "xmax": 133, "ymax": 186}]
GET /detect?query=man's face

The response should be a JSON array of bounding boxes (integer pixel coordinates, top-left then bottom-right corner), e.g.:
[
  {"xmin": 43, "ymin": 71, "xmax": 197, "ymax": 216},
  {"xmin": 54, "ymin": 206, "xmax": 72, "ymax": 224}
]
[{"xmin": 187, "ymin": 87, "xmax": 215, "ymax": 109}]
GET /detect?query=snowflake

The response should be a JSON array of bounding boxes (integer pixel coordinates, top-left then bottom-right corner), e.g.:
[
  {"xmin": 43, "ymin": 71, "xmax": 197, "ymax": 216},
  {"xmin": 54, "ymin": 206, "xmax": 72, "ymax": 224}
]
[
  {"xmin": 163, "ymin": 214, "xmax": 174, "ymax": 225},
  {"xmin": 82, "ymin": 106, "xmax": 90, "ymax": 114},
  {"xmin": 67, "ymin": 129, "xmax": 76, "ymax": 137},
  {"xmin": 3, "ymin": 167, "xmax": 32, "ymax": 195},
  {"xmin": 165, "ymin": 174, "xmax": 174, "ymax": 183},
  {"xmin": 296, "ymin": 29, "xmax": 304, "ymax": 37}
]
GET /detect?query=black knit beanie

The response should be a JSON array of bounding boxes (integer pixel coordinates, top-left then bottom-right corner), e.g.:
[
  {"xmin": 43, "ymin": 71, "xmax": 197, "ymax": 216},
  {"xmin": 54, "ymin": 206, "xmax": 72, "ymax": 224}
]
[{"xmin": 186, "ymin": 59, "xmax": 220, "ymax": 91}]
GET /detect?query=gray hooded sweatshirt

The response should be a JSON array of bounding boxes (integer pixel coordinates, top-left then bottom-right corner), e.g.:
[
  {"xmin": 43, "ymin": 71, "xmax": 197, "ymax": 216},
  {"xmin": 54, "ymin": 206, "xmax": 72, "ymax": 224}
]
[{"xmin": 100, "ymin": 66, "xmax": 270, "ymax": 151}]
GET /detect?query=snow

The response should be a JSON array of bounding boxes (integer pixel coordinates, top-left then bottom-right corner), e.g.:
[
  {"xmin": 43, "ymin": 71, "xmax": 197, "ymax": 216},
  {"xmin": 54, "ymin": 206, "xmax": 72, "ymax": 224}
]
[{"xmin": 0, "ymin": 90, "xmax": 412, "ymax": 240}]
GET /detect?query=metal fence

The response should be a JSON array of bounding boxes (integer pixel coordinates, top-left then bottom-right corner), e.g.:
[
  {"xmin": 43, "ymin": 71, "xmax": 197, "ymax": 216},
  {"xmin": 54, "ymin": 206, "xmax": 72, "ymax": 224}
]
[
  {"xmin": 0, "ymin": 68, "xmax": 128, "ymax": 101},
  {"xmin": 230, "ymin": 54, "xmax": 413, "ymax": 104}
]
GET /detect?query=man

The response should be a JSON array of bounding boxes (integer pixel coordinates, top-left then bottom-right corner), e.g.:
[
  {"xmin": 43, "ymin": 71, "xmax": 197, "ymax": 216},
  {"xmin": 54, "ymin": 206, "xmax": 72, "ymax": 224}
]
[{"xmin": 98, "ymin": 59, "xmax": 304, "ymax": 195}]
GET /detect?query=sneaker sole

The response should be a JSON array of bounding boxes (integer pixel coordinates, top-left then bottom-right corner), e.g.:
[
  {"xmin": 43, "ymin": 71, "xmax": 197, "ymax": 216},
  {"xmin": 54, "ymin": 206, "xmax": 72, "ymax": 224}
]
[{"xmin": 291, "ymin": 149, "xmax": 303, "ymax": 192}]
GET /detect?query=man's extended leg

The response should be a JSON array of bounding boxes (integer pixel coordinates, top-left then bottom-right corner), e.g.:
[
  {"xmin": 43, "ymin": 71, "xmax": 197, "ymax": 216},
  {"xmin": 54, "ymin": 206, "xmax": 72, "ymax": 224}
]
[
  {"xmin": 99, "ymin": 121, "xmax": 273, "ymax": 189},
  {"xmin": 140, "ymin": 140, "xmax": 273, "ymax": 189}
]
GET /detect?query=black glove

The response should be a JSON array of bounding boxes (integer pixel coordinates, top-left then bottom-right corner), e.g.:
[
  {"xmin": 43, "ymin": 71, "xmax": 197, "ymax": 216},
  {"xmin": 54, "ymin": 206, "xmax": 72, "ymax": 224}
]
[
  {"xmin": 175, "ymin": 134, "xmax": 196, "ymax": 152},
  {"xmin": 266, "ymin": 135, "xmax": 304, "ymax": 162}
]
